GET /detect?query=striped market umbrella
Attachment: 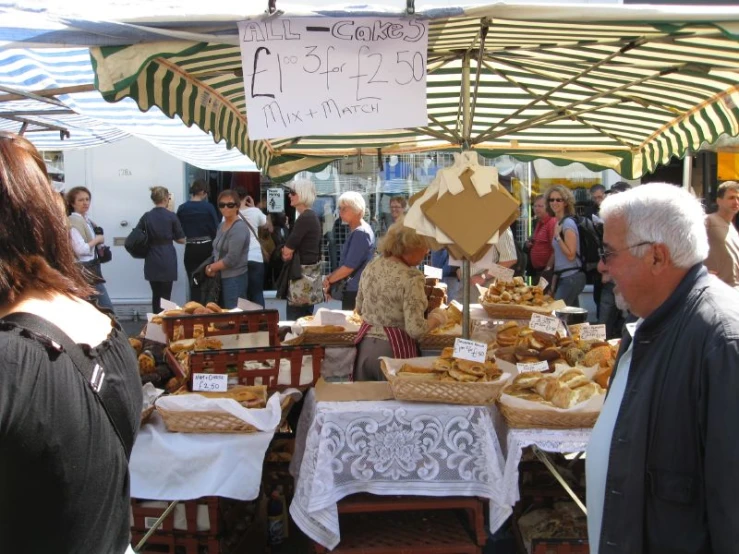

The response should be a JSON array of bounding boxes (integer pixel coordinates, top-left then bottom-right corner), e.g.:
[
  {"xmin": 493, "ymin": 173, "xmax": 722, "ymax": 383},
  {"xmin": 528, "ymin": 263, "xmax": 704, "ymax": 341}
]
[{"xmin": 70, "ymin": 4, "xmax": 739, "ymax": 180}]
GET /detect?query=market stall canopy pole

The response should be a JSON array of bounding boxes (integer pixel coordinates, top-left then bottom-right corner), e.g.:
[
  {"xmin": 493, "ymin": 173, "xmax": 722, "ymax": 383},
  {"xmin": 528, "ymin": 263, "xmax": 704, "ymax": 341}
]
[{"xmin": 87, "ymin": 7, "xmax": 739, "ymax": 182}]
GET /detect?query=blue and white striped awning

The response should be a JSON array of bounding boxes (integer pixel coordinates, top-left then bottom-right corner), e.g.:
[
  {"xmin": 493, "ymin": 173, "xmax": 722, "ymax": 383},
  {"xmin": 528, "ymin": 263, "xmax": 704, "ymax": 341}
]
[{"xmin": 0, "ymin": 47, "xmax": 258, "ymax": 171}]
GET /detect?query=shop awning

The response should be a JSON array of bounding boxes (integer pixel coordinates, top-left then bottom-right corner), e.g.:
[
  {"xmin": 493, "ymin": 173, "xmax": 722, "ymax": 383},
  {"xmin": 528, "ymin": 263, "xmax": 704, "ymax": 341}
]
[
  {"xmin": 0, "ymin": 47, "xmax": 258, "ymax": 171},
  {"xmin": 6, "ymin": 2, "xmax": 739, "ymax": 180}
]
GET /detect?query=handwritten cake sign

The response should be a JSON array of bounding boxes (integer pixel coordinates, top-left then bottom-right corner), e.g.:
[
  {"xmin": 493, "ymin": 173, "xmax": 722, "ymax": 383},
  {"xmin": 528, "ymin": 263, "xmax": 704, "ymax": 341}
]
[{"xmin": 238, "ymin": 17, "xmax": 429, "ymax": 139}]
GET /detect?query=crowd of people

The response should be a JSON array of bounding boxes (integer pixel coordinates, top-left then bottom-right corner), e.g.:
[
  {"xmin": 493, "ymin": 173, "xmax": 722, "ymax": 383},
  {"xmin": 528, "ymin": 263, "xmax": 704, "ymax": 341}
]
[{"xmin": 2, "ymin": 128, "xmax": 739, "ymax": 553}]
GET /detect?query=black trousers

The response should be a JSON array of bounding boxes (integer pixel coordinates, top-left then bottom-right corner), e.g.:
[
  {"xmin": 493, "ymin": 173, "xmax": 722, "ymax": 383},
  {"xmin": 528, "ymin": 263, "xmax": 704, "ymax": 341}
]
[
  {"xmin": 150, "ymin": 281, "xmax": 173, "ymax": 314},
  {"xmin": 184, "ymin": 242, "xmax": 213, "ymax": 304},
  {"xmin": 342, "ymin": 291, "xmax": 358, "ymax": 311}
]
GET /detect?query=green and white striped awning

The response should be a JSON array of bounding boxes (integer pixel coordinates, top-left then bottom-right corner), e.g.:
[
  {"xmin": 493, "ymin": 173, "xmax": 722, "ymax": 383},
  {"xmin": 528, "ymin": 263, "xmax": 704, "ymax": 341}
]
[{"xmin": 89, "ymin": 6, "xmax": 739, "ymax": 181}]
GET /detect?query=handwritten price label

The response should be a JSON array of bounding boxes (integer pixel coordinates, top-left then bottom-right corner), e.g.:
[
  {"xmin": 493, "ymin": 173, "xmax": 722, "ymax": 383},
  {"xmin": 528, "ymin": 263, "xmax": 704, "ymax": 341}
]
[
  {"xmin": 537, "ymin": 276, "xmax": 549, "ymax": 291},
  {"xmin": 238, "ymin": 17, "xmax": 428, "ymax": 139},
  {"xmin": 487, "ymin": 264, "xmax": 515, "ymax": 283},
  {"xmin": 192, "ymin": 373, "xmax": 228, "ymax": 393},
  {"xmin": 580, "ymin": 324, "xmax": 606, "ymax": 341},
  {"xmin": 453, "ymin": 338, "xmax": 487, "ymax": 363},
  {"xmin": 423, "ymin": 265, "xmax": 443, "ymax": 279},
  {"xmin": 529, "ymin": 313, "xmax": 561, "ymax": 336},
  {"xmin": 517, "ymin": 360, "xmax": 550, "ymax": 374},
  {"xmin": 160, "ymin": 298, "xmax": 179, "ymax": 312}
]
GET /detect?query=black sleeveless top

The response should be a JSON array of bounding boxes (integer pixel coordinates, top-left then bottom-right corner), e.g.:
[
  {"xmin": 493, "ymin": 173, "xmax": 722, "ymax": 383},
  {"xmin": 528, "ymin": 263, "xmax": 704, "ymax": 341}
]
[{"xmin": 0, "ymin": 321, "xmax": 141, "ymax": 553}]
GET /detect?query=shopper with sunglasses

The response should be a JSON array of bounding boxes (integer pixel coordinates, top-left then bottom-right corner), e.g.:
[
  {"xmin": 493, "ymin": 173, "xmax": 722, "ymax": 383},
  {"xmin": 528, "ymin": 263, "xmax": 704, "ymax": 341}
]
[
  {"xmin": 205, "ymin": 190, "xmax": 250, "ymax": 309},
  {"xmin": 544, "ymin": 185, "xmax": 586, "ymax": 306},
  {"xmin": 280, "ymin": 179, "xmax": 322, "ymax": 320},
  {"xmin": 142, "ymin": 187, "xmax": 186, "ymax": 313}
]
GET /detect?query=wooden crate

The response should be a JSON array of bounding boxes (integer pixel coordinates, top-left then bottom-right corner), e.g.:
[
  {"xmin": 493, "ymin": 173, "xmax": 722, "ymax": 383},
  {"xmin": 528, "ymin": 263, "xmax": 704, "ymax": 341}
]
[{"xmin": 160, "ymin": 310, "xmax": 280, "ymax": 345}]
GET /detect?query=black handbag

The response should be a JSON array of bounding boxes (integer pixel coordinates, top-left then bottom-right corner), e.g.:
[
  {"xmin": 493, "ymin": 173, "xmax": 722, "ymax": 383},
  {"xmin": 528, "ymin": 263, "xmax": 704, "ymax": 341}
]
[
  {"xmin": 124, "ymin": 214, "xmax": 149, "ymax": 259},
  {"xmin": 96, "ymin": 245, "xmax": 113, "ymax": 264},
  {"xmin": 329, "ymin": 278, "xmax": 349, "ymax": 301},
  {"xmin": 192, "ymin": 256, "xmax": 221, "ymax": 304}
]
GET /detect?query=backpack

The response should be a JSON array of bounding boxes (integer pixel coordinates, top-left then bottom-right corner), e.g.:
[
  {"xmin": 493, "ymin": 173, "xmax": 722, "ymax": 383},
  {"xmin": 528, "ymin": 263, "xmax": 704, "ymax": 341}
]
[{"xmin": 562, "ymin": 215, "xmax": 602, "ymax": 273}]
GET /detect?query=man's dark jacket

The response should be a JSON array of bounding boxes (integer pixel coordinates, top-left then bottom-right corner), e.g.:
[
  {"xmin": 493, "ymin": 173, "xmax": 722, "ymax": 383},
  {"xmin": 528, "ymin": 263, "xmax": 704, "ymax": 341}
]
[{"xmin": 597, "ymin": 264, "xmax": 739, "ymax": 554}]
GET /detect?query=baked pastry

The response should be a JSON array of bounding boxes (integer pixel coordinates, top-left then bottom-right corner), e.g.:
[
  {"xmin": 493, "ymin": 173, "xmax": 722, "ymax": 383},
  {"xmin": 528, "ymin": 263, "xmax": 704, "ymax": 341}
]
[
  {"xmin": 303, "ymin": 325, "xmax": 345, "ymax": 334},
  {"xmin": 128, "ymin": 338, "xmax": 143, "ymax": 355},
  {"xmin": 534, "ymin": 377, "xmax": 563, "ymax": 401},
  {"xmin": 448, "ymin": 368, "xmax": 479, "ymax": 382},
  {"xmin": 440, "ymin": 347, "xmax": 455, "ymax": 360},
  {"xmin": 194, "ymin": 337, "xmax": 223, "ymax": 350},
  {"xmin": 594, "ymin": 365, "xmax": 613, "ymax": 389},
  {"xmin": 551, "ymin": 386, "xmax": 578, "ymax": 409},
  {"xmin": 583, "ymin": 345, "xmax": 612, "ymax": 367},
  {"xmin": 183, "ymin": 301, "xmax": 205, "ymax": 314},
  {"xmin": 453, "ymin": 359, "xmax": 485, "ymax": 377},
  {"xmin": 193, "ymin": 307, "xmax": 211, "ymax": 315},
  {"xmin": 398, "ymin": 364, "xmax": 436, "ymax": 375},
  {"xmin": 206, "ymin": 302, "xmax": 223, "ymax": 313},
  {"xmin": 169, "ymin": 339, "xmax": 195, "ymax": 353},
  {"xmin": 511, "ymin": 371, "xmax": 545, "ymax": 389},
  {"xmin": 558, "ymin": 369, "xmax": 589, "ymax": 389},
  {"xmin": 161, "ymin": 309, "xmax": 187, "ymax": 318},
  {"xmin": 137, "ymin": 352, "xmax": 156, "ymax": 375}
]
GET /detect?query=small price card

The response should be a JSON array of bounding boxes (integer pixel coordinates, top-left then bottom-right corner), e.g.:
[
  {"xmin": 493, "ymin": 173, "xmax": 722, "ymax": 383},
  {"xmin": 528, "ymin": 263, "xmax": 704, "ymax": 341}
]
[
  {"xmin": 423, "ymin": 265, "xmax": 443, "ymax": 279},
  {"xmin": 160, "ymin": 298, "xmax": 179, "ymax": 311},
  {"xmin": 192, "ymin": 373, "xmax": 228, "ymax": 393},
  {"xmin": 237, "ymin": 298, "xmax": 263, "ymax": 312},
  {"xmin": 487, "ymin": 264, "xmax": 515, "ymax": 282},
  {"xmin": 529, "ymin": 313, "xmax": 561, "ymax": 336},
  {"xmin": 517, "ymin": 360, "xmax": 550, "ymax": 373},
  {"xmin": 538, "ymin": 276, "xmax": 549, "ymax": 291},
  {"xmin": 580, "ymin": 324, "xmax": 607, "ymax": 341},
  {"xmin": 453, "ymin": 338, "xmax": 487, "ymax": 363},
  {"xmin": 319, "ymin": 310, "xmax": 348, "ymax": 327}
]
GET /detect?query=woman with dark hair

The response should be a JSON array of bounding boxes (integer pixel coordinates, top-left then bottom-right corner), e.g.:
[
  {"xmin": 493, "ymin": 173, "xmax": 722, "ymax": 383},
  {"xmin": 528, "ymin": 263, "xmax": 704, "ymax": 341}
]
[
  {"xmin": 544, "ymin": 185, "xmax": 586, "ymax": 306},
  {"xmin": 205, "ymin": 189, "xmax": 250, "ymax": 309},
  {"xmin": 66, "ymin": 185, "xmax": 114, "ymax": 311},
  {"xmin": 143, "ymin": 186, "xmax": 185, "ymax": 313},
  {"xmin": 176, "ymin": 179, "xmax": 219, "ymax": 303},
  {"xmin": 0, "ymin": 132, "xmax": 141, "ymax": 553}
]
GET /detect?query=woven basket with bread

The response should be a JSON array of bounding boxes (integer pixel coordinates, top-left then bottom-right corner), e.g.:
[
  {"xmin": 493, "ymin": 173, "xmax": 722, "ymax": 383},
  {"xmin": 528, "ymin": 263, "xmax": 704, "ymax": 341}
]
[
  {"xmin": 381, "ymin": 349, "xmax": 510, "ymax": 405},
  {"xmin": 497, "ymin": 366, "xmax": 605, "ymax": 429}
]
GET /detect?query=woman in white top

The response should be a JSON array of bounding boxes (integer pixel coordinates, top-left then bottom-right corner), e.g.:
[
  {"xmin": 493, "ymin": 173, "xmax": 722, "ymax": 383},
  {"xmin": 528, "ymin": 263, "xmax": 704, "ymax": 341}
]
[
  {"xmin": 66, "ymin": 186, "xmax": 114, "ymax": 311},
  {"xmin": 235, "ymin": 188, "xmax": 271, "ymax": 307}
]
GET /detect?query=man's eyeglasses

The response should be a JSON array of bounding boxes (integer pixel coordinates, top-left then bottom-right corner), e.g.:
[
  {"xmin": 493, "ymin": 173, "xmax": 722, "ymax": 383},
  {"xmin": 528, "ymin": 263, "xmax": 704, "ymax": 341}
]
[
  {"xmin": 218, "ymin": 202, "xmax": 238, "ymax": 209},
  {"xmin": 548, "ymin": 198, "xmax": 564, "ymax": 203},
  {"xmin": 599, "ymin": 241, "xmax": 654, "ymax": 264}
]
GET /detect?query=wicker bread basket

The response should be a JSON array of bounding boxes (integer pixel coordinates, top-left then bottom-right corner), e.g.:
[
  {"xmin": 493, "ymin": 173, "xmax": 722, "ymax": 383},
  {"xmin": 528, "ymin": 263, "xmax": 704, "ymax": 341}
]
[
  {"xmin": 140, "ymin": 405, "xmax": 156, "ymax": 425},
  {"xmin": 380, "ymin": 358, "xmax": 509, "ymax": 405},
  {"xmin": 157, "ymin": 389, "xmax": 294, "ymax": 434},
  {"xmin": 299, "ymin": 331, "xmax": 357, "ymax": 346},
  {"xmin": 418, "ymin": 333, "xmax": 459, "ymax": 350},
  {"xmin": 497, "ymin": 400, "xmax": 599, "ymax": 429}
]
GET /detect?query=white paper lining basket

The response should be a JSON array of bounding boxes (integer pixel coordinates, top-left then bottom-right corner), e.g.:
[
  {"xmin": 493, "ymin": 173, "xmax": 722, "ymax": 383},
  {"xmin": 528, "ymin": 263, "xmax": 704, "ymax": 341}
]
[{"xmin": 380, "ymin": 356, "xmax": 511, "ymax": 405}]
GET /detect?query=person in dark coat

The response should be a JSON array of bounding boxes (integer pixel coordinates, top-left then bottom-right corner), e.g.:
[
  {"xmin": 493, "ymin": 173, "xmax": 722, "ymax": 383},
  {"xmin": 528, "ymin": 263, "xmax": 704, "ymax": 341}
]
[{"xmin": 143, "ymin": 186, "xmax": 185, "ymax": 313}]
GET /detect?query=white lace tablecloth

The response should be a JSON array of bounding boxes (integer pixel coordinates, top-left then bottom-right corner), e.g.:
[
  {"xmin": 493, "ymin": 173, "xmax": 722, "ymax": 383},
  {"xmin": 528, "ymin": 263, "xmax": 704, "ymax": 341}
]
[
  {"xmin": 491, "ymin": 407, "xmax": 591, "ymax": 524},
  {"xmin": 289, "ymin": 390, "xmax": 507, "ymax": 550},
  {"xmin": 130, "ymin": 412, "xmax": 275, "ymax": 502}
]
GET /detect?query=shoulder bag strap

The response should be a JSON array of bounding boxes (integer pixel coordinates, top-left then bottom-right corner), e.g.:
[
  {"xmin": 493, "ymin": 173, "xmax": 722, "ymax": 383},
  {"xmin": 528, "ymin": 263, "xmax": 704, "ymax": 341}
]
[
  {"xmin": 0, "ymin": 312, "xmax": 133, "ymax": 457},
  {"xmin": 239, "ymin": 213, "xmax": 270, "ymax": 260}
]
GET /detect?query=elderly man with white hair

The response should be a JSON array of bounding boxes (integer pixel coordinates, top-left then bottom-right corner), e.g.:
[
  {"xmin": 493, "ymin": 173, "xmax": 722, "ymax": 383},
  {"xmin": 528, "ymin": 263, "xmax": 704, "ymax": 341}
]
[
  {"xmin": 323, "ymin": 191, "xmax": 375, "ymax": 310},
  {"xmin": 586, "ymin": 183, "xmax": 739, "ymax": 554}
]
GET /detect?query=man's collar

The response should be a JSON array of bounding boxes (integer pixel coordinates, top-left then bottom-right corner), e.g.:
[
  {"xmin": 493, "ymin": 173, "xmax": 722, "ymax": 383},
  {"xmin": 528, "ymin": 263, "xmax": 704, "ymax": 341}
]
[{"xmin": 637, "ymin": 263, "xmax": 707, "ymax": 336}]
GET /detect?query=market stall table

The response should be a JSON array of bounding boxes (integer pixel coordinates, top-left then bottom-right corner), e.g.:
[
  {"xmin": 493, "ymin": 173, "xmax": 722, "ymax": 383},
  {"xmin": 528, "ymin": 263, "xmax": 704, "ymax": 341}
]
[
  {"xmin": 491, "ymin": 407, "xmax": 591, "ymax": 522},
  {"xmin": 289, "ymin": 390, "xmax": 508, "ymax": 550},
  {"xmin": 130, "ymin": 412, "xmax": 276, "ymax": 502}
]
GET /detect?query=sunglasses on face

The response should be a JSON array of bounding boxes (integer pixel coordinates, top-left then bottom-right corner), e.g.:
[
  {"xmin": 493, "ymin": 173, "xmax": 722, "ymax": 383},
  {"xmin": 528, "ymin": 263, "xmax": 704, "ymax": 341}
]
[
  {"xmin": 549, "ymin": 198, "xmax": 564, "ymax": 203},
  {"xmin": 218, "ymin": 202, "xmax": 238, "ymax": 209},
  {"xmin": 598, "ymin": 241, "xmax": 654, "ymax": 264}
]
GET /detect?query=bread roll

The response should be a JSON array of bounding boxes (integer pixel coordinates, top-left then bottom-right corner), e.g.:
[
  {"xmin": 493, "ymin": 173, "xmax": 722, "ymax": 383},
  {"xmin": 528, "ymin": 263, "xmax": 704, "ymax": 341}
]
[
  {"xmin": 398, "ymin": 364, "xmax": 436, "ymax": 375},
  {"xmin": 453, "ymin": 359, "xmax": 485, "ymax": 377},
  {"xmin": 584, "ymin": 345, "xmax": 612, "ymax": 367},
  {"xmin": 183, "ymin": 301, "xmax": 206, "ymax": 314},
  {"xmin": 448, "ymin": 368, "xmax": 479, "ymax": 382},
  {"xmin": 511, "ymin": 371, "xmax": 544, "ymax": 389},
  {"xmin": 206, "ymin": 302, "xmax": 223, "ymax": 313},
  {"xmin": 534, "ymin": 377, "xmax": 563, "ymax": 401},
  {"xmin": 432, "ymin": 358, "xmax": 453, "ymax": 372},
  {"xmin": 558, "ymin": 369, "xmax": 589, "ymax": 389},
  {"xmin": 551, "ymin": 386, "xmax": 577, "ymax": 409},
  {"xmin": 161, "ymin": 309, "xmax": 187, "ymax": 318},
  {"xmin": 440, "ymin": 346, "xmax": 455, "ymax": 360}
]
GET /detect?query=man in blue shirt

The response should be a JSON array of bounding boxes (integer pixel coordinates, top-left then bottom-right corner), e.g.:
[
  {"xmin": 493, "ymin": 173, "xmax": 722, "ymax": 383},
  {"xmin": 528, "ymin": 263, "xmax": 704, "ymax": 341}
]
[{"xmin": 176, "ymin": 179, "xmax": 219, "ymax": 303}]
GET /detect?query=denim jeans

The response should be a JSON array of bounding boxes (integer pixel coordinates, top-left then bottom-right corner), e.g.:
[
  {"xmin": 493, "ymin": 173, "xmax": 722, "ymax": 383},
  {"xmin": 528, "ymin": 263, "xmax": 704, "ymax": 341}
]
[
  {"xmin": 247, "ymin": 261, "xmax": 265, "ymax": 308},
  {"xmin": 555, "ymin": 270, "xmax": 586, "ymax": 308},
  {"xmin": 221, "ymin": 272, "xmax": 248, "ymax": 309},
  {"xmin": 94, "ymin": 282, "xmax": 114, "ymax": 313}
]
